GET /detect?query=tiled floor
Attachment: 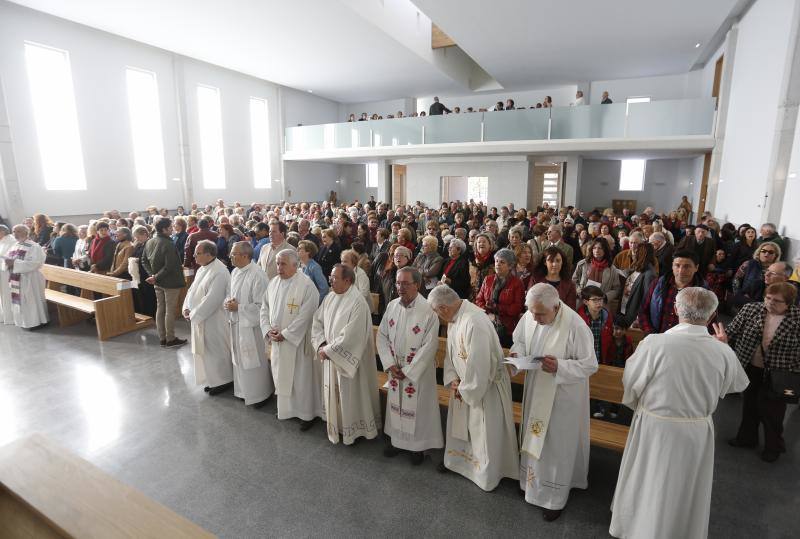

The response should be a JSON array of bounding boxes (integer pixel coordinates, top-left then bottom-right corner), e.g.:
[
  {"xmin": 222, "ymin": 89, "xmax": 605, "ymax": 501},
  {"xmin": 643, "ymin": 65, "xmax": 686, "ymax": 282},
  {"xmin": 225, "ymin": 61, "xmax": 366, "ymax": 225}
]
[{"xmin": 1, "ymin": 320, "xmax": 798, "ymax": 538}]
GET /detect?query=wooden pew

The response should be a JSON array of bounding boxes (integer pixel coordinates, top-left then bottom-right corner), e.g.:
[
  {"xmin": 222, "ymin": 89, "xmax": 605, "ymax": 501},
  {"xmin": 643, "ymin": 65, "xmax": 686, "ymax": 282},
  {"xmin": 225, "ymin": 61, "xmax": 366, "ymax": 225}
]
[
  {"xmin": 373, "ymin": 328, "xmax": 629, "ymax": 452},
  {"xmin": 41, "ymin": 265, "xmax": 152, "ymax": 341},
  {"xmin": 0, "ymin": 434, "xmax": 214, "ymax": 539}
]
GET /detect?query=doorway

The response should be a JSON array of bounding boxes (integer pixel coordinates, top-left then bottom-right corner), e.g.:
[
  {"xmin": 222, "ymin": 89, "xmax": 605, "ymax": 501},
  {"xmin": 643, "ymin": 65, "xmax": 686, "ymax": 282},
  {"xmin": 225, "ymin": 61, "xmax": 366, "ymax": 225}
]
[{"xmin": 440, "ymin": 176, "xmax": 488, "ymax": 204}]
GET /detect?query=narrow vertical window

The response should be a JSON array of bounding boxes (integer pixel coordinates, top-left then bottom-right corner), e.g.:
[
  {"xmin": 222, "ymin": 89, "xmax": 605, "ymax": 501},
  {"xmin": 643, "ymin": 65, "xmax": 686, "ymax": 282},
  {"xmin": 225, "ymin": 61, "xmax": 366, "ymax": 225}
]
[
  {"xmin": 126, "ymin": 68, "xmax": 166, "ymax": 189},
  {"xmin": 366, "ymin": 163, "xmax": 378, "ymax": 188},
  {"xmin": 249, "ymin": 97, "xmax": 271, "ymax": 188},
  {"xmin": 24, "ymin": 42, "xmax": 87, "ymax": 190},
  {"xmin": 196, "ymin": 85, "xmax": 225, "ymax": 189}
]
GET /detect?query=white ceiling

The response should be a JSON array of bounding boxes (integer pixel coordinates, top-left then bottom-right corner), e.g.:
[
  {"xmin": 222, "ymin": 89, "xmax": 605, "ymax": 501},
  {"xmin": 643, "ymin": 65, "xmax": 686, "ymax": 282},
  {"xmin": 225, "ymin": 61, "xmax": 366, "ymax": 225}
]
[
  {"xmin": 9, "ymin": 0, "xmax": 744, "ymax": 103},
  {"xmin": 411, "ymin": 0, "xmax": 743, "ymax": 89}
]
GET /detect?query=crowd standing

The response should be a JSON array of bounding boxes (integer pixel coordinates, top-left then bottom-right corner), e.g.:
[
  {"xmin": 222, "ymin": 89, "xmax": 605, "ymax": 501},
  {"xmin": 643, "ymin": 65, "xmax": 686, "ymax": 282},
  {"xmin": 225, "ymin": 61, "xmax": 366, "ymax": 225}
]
[{"xmin": 0, "ymin": 193, "xmax": 797, "ymax": 533}]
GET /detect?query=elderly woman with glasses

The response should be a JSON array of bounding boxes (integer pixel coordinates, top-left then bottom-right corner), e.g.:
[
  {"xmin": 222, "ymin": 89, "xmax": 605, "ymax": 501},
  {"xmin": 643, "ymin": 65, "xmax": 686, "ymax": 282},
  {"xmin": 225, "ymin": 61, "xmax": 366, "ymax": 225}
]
[
  {"xmin": 475, "ymin": 248, "xmax": 525, "ymax": 347},
  {"xmin": 731, "ymin": 241, "xmax": 781, "ymax": 308},
  {"xmin": 715, "ymin": 282, "xmax": 800, "ymax": 462}
]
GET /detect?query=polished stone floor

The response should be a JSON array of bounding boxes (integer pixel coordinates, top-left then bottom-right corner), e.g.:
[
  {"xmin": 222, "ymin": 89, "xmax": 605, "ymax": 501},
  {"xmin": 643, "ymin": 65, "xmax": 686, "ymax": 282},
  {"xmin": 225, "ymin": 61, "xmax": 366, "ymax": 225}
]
[{"xmin": 1, "ymin": 320, "xmax": 798, "ymax": 538}]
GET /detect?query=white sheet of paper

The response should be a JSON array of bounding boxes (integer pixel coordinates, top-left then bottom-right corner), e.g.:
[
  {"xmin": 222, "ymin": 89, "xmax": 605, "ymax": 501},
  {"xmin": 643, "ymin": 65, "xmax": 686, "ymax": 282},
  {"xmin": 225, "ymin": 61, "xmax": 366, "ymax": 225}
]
[
  {"xmin": 586, "ymin": 279, "xmax": 602, "ymax": 289},
  {"xmin": 503, "ymin": 356, "xmax": 543, "ymax": 371}
]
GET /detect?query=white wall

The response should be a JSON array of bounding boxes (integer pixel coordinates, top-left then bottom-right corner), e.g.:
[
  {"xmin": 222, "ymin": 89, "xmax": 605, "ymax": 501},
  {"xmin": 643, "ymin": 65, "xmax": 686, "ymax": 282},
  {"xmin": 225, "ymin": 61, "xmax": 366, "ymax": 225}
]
[
  {"xmin": 0, "ymin": 2, "xmax": 344, "ymax": 218},
  {"xmin": 589, "ymin": 73, "xmax": 694, "ymax": 104},
  {"xmin": 338, "ymin": 163, "xmax": 379, "ymax": 203},
  {"xmin": 283, "ymin": 161, "xmax": 339, "ymax": 203},
  {"xmin": 417, "ymin": 86, "xmax": 578, "ymax": 112},
  {"xmin": 715, "ymin": 0, "xmax": 798, "ymax": 227},
  {"xmin": 779, "ymin": 118, "xmax": 800, "ymax": 258},
  {"xmin": 578, "ymin": 158, "xmax": 698, "ymax": 213},
  {"xmin": 0, "ymin": 2, "xmax": 184, "ymax": 217},
  {"xmin": 403, "ymin": 158, "xmax": 529, "ymax": 208}
]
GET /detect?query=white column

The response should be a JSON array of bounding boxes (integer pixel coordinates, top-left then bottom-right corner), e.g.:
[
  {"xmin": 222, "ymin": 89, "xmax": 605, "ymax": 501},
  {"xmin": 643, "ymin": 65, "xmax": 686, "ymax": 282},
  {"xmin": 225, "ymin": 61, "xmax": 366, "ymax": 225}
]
[{"xmin": 0, "ymin": 76, "xmax": 24, "ymax": 225}]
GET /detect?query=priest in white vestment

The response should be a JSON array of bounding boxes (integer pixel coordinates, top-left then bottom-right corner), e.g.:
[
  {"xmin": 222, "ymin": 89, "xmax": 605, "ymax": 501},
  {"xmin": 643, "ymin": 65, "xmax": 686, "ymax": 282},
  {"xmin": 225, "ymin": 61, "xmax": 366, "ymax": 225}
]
[
  {"xmin": 340, "ymin": 249, "xmax": 371, "ymax": 306},
  {"xmin": 257, "ymin": 221, "xmax": 295, "ymax": 282},
  {"xmin": 428, "ymin": 284, "xmax": 518, "ymax": 492},
  {"xmin": 377, "ymin": 267, "xmax": 443, "ymax": 464},
  {"xmin": 2, "ymin": 225, "xmax": 48, "ymax": 329},
  {"xmin": 183, "ymin": 240, "xmax": 233, "ymax": 394},
  {"xmin": 610, "ymin": 288, "xmax": 749, "ymax": 539},
  {"xmin": 0, "ymin": 225, "xmax": 17, "ymax": 325},
  {"xmin": 311, "ymin": 264, "xmax": 381, "ymax": 445},
  {"xmin": 510, "ymin": 283, "xmax": 598, "ymax": 521},
  {"xmin": 260, "ymin": 249, "xmax": 323, "ymax": 430},
  {"xmin": 226, "ymin": 241, "xmax": 274, "ymax": 407}
]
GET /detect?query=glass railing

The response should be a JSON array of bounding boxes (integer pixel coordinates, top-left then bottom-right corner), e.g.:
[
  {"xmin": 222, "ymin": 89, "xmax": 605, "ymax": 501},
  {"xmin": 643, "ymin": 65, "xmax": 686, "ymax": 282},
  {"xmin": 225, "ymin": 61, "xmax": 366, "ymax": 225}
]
[{"xmin": 284, "ymin": 98, "xmax": 716, "ymax": 152}]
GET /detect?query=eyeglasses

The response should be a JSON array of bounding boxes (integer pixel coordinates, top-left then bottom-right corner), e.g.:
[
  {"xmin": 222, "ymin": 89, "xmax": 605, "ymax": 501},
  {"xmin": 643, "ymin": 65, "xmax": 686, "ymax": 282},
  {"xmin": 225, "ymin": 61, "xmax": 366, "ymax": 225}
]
[
  {"xmin": 586, "ymin": 297, "xmax": 605, "ymax": 303},
  {"xmin": 764, "ymin": 296, "xmax": 787, "ymax": 305},
  {"xmin": 395, "ymin": 281, "xmax": 415, "ymax": 287},
  {"xmin": 761, "ymin": 250, "xmax": 777, "ymax": 255}
]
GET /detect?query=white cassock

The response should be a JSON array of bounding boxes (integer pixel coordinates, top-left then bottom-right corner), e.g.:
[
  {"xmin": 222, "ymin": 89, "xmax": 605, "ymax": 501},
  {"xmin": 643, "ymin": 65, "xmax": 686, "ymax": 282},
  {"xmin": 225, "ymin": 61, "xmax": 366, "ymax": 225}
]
[
  {"xmin": 229, "ymin": 262, "xmax": 274, "ymax": 405},
  {"xmin": 257, "ymin": 241, "xmax": 296, "ymax": 282},
  {"xmin": 609, "ymin": 324, "xmax": 749, "ymax": 539},
  {"xmin": 260, "ymin": 271, "xmax": 322, "ymax": 421},
  {"xmin": 311, "ymin": 285, "xmax": 381, "ymax": 444},
  {"xmin": 354, "ymin": 266, "xmax": 371, "ymax": 306},
  {"xmin": 183, "ymin": 258, "xmax": 233, "ymax": 388},
  {"xmin": 0, "ymin": 235, "xmax": 17, "ymax": 325},
  {"xmin": 443, "ymin": 301, "xmax": 519, "ymax": 491},
  {"xmin": 377, "ymin": 295, "xmax": 443, "ymax": 452},
  {"xmin": 510, "ymin": 303, "xmax": 598, "ymax": 510},
  {"xmin": 4, "ymin": 240, "xmax": 48, "ymax": 328}
]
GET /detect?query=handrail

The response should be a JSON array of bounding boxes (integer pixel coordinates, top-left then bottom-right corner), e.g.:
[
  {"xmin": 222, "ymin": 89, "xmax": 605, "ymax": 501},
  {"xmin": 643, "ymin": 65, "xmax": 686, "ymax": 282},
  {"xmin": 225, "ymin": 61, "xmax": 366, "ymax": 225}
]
[{"xmin": 284, "ymin": 98, "xmax": 717, "ymax": 153}]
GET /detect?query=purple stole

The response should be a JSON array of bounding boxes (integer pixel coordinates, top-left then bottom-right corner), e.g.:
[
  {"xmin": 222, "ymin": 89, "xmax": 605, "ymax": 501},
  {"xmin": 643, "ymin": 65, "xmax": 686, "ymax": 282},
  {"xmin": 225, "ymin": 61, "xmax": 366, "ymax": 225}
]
[{"xmin": 7, "ymin": 241, "xmax": 31, "ymax": 305}]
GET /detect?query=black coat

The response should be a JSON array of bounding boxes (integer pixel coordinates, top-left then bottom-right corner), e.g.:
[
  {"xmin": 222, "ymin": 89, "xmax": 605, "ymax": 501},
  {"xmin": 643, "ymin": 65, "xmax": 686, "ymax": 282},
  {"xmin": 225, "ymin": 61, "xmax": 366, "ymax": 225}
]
[
  {"xmin": 440, "ymin": 256, "xmax": 471, "ymax": 299},
  {"xmin": 317, "ymin": 242, "xmax": 341, "ymax": 278}
]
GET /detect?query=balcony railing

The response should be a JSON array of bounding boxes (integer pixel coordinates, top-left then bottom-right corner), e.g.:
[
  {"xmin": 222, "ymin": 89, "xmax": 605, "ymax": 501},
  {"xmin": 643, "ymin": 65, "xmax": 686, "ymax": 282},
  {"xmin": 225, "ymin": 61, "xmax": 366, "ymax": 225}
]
[{"xmin": 284, "ymin": 98, "xmax": 716, "ymax": 152}]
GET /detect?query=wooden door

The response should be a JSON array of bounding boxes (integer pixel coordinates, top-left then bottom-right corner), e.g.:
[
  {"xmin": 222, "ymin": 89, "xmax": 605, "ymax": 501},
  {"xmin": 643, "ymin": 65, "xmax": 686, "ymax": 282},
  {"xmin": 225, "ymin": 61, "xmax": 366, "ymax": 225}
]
[
  {"xmin": 697, "ymin": 153, "xmax": 712, "ymax": 220},
  {"xmin": 712, "ymin": 55, "xmax": 724, "ymax": 108},
  {"xmin": 392, "ymin": 165, "xmax": 406, "ymax": 207}
]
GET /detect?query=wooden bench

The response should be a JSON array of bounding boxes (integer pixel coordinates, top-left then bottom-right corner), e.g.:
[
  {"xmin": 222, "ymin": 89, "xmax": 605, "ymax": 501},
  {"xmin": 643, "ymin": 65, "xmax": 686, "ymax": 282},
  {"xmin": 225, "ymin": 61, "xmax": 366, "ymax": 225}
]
[
  {"xmin": 0, "ymin": 434, "xmax": 214, "ymax": 539},
  {"xmin": 41, "ymin": 265, "xmax": 152, "ymax": 341},
  {"xmin": 373, "ymin": 327, "xmax": 629, "ymax": 452}
]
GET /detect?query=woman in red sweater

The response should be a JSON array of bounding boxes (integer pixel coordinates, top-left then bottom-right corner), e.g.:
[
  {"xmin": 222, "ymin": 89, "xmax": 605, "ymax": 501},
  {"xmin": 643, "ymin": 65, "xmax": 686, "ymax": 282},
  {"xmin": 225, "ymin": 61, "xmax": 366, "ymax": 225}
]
[{"xmin": 475, "ymin": 248, "xmax": 525, "ymax": 347}]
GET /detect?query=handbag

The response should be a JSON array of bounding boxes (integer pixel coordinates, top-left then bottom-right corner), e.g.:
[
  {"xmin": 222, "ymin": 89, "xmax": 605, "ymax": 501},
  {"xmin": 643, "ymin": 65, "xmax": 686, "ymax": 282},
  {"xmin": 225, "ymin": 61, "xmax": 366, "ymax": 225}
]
[{"xmin": 766, "ymin": 369, "xmax": 800, "ymax": 404}]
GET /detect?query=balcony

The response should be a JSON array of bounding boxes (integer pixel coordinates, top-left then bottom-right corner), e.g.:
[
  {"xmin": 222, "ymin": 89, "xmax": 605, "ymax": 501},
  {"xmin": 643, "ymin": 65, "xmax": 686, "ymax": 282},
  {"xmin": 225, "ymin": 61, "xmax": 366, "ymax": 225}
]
[{"xmin": 283, "ymin": 98, "xmax": 717, "ymax": 161}]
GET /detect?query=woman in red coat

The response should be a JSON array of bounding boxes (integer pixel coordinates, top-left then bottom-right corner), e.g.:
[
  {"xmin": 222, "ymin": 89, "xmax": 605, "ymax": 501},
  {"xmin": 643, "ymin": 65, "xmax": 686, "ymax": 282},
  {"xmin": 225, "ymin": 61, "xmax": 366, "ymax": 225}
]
[{"xmin": 475, "ymin": 248, "xmax": 525, "ymax": 347}]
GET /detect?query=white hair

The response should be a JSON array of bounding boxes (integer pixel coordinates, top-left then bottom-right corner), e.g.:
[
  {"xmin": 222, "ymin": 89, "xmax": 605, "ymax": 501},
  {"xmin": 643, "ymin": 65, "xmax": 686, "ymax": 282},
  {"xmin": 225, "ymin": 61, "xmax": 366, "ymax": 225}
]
[
  {"xmin": 675, "ymin": 287, "xmax": 718, "ymax": 324},
  {"xmin": 427, "ymin": 284, "xmax": 460, "ymax": 308},
  {"xmin": 276, "ymin": 248, "xmax": 299, "ymax": 267},
  {"xmin": 525, "ymin": 282, "xmax": 560, "ymax": 309}
]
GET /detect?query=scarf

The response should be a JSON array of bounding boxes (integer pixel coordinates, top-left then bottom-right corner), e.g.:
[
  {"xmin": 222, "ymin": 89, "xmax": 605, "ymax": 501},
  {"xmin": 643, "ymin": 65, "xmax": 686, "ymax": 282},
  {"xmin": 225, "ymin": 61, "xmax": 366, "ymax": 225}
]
[
  {"xmin": 7, "ymin": 241, "xmax": 32, "ymax": 305},
  {"xmin": 443, "ymin": 258, "xmax": 457, "ymax": 276},
  {"xmin": 588, "ymin": 258, "xmax": 608, "ymax": 283},
  {"xmin": 474, "ymin": 252, "xmax": 491, "ymax": 266},
  {"xmin": 89, "ymin": 235, "xmax": 110, "ymax": 264}
]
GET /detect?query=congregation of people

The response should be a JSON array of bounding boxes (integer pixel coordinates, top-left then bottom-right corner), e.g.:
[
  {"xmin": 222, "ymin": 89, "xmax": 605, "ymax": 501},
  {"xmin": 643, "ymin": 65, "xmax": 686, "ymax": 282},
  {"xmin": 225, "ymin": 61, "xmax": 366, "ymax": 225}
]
[
  {"xmin": 1, "ymin": 192, "xmax": 798, "ymax": 536},
  {"xmin": 345, "ymin": 90, "xmax": 605, "ymax": 121}
]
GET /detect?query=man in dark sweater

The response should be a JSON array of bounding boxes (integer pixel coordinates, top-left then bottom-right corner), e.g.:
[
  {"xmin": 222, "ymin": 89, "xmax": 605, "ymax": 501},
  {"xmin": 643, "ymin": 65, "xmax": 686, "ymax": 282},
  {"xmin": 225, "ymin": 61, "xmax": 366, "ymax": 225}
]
[
  {"xmin": 429, "ymin": 96, "xmax": 451, "ymax": 116},
  {"xmin": 142, "ymin": 218, "xmax": 187, "ymax": 348}
]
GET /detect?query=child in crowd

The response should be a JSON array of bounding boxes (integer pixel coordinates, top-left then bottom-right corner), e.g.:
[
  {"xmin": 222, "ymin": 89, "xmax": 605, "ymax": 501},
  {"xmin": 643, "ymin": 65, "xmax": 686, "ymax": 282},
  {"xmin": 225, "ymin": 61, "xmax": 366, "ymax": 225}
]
[
  {"xmin": 577, "ymin": 286, "xmax": 617, "ymax": 418},
  {"xmin": 706, "ymin": 248, "xmax": 730, "ymax": 305}
]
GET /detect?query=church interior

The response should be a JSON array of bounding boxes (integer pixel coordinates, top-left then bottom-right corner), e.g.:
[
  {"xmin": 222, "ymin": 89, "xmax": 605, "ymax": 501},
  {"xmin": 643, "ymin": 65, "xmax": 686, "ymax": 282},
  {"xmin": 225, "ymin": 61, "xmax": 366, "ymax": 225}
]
[{"xmin": 0, "ymin": 0, "xmax": 798, "ymax": 537}]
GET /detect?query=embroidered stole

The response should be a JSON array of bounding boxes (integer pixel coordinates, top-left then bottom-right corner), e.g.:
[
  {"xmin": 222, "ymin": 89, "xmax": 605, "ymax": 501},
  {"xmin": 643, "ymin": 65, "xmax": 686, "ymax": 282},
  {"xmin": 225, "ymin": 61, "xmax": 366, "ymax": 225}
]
[
  {"xmin": 448, "ymin": 313, "xmax": 471, "ymax": 442},
  {"xmin": 7, "ymin": 242, "xmax": 31, "ymax": 305},
  {"xmin": 386, "ymin": 301, "xmax": 427, "ymax": 436},
  {"xmin": 268, "ymin": 275, "xmax": 305, "ymax": 395},
  {"xmin": 520, "ymin": 302, "xmax": 570, "ymax": 459}
]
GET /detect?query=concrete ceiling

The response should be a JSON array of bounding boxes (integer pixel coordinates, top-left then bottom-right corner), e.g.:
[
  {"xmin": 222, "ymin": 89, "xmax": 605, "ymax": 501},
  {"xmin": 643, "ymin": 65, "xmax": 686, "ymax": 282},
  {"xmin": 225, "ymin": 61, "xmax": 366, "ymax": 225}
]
[
  {"xmin": 410, "ymin": 0, "xmax": 744, "ymax": 89},
  {"xmin": 9, "ymin": 0, "xmax": 745, "ymax": 103}
]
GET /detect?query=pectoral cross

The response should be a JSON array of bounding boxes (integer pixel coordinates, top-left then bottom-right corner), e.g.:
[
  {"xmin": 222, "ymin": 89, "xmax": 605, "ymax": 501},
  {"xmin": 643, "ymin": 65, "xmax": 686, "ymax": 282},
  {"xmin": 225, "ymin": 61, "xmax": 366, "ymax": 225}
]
[{"xmin": 286, "ymin": 299, "xmax": 300, "ymax": 314}]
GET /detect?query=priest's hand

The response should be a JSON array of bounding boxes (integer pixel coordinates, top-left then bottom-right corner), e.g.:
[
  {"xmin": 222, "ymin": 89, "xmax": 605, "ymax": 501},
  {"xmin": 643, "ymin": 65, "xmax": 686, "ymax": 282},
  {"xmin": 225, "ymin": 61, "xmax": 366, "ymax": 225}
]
[
  {"xmin": 450, "ymin": 380, "xmax": 462, "ymax": 401},
  {"xmin": 145, "ymin": 276, "xmax": 155, "ymax": 285},
  {"xmin": 317, "ymin": 346, "xmax": 329, "ymax": 361},
  {"xmin": 268, "ymin": 329, "xmax": 284, "ymax": 342},
  {"xmin": 225, "ymin": 298, "xmax": 239, "ymax": 311},
  {"xmin": 389, "ymin": 365, "xmax": 405, "ymax": 380},
  {"xmin": 182, "ymin": 308, "xmax": 191, "ymax": 320},
  {"xmin": 712, "ymin": 323, "xmax": 728, "ymax": 343},
  {"xmin": 541, "ymin": 355, "xmax": 558, "ymax": 374}
]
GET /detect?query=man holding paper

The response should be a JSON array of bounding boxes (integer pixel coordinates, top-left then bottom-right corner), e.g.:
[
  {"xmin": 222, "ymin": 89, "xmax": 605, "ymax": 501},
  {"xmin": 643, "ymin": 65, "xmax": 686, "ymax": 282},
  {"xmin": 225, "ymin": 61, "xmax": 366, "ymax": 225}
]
[
  {"xmin": 510, "ymin": 283, "xmax": 598, "ymax": 521},
  {"xmin": 428, "ymin": 284, "xmax": 518, "ymax": 491},
  {"xmin": 377, "ymin": 267, "xmax": 443, "ymax": 464}
]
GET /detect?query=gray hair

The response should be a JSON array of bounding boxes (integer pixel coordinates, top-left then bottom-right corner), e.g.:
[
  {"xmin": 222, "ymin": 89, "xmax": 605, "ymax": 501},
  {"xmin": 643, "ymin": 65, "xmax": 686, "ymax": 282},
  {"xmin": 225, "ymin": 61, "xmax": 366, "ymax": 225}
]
[
  {"xmin": 525, "ymin": 282, "xmax": 560, "ymax": 309},
  {"xmin": 394, "ymin": 245, "xmax": 413, "ymax": 260},
  {"xmin": 649, "ymin": 232, "xmax": 666, "ymax": 243},
  {"xmin": 494, "ymin": 248, "xmax": 516, "ymax": 266},
  {"xmin": 629, "ymin": 231, "xmax": 645, "ymax": 243},
  {"xmin": 761, "ymin": 222, "xmax": 777, "ymax": 233},
  {"xmin": 397, "ymin": 266, "xmax": 422, "ymax": 286},
  {"xmin": 333, "ymin": 263, "xmax": 354, "ymax": 283},
  {"xmin": 231, "ymin": 240, "xmax": 254, "ymax": 258},
  {"xmin": 196, "ymin": 239, "xmax": 217, "ymax": 257},
  {"xmin": 772, "ymin": 261, "xmax": 793, "ymax": 278},
  {"xmin": 449, "ymin": 238, "xmax": 467, "ymax": 254},
  {"xmin": 0, "ymin": 225, "xmax": 9, "ymax": 235},
  {"xmin": 12, "ymin": 224, "xmax": 29, "ymax": 236},
  {"xmin": 116, "ymin": 226, "xmax": 132, "ymax": 242},
  {"xmin": 276, "ymin": 248, "xmax": 299, "ymax": 267},
  {"xmin": 132, "ymin": 225, "xmax": 149, "ymax": 238},
  {"xmin": 427, "ymin": 284, "xmax": 460, "ymax": 308},
  {"xmin": 675, "ymin": 287, "xmax": 718, "ymax": 324}
]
